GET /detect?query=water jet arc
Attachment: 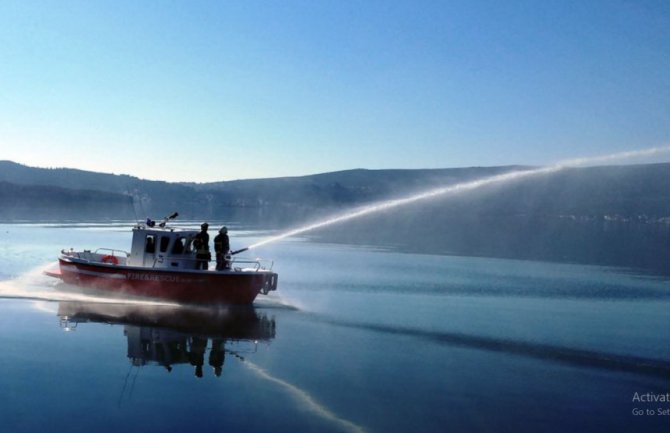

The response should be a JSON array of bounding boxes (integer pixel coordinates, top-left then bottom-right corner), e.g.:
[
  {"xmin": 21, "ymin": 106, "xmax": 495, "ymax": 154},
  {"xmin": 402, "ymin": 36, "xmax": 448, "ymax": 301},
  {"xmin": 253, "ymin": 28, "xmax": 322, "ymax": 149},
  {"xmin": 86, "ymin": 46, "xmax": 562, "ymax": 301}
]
[{"xmin": 239, "ymin": 145, "xmax": 670, "ymax": 252}]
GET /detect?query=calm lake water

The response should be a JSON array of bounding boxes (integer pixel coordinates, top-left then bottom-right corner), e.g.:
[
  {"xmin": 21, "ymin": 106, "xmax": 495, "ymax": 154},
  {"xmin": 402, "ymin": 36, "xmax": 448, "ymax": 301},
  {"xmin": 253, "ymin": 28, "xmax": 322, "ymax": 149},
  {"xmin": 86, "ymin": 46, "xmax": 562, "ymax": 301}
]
[{"xmin": 0, "ymin": 222, "xmax": 669, "ymax": 433}]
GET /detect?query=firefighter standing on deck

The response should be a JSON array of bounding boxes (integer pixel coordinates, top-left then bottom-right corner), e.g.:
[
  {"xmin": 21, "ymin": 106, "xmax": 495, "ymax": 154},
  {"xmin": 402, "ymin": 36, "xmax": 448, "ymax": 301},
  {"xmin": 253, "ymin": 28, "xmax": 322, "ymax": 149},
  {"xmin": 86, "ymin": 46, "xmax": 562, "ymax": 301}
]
[
  {"xmin": 193, "ymin": 223, "xmax": 211, "ymax": 270},
  {"xmin": 214, "ymin": 226, "xmax": 230, "ymax": 270}
]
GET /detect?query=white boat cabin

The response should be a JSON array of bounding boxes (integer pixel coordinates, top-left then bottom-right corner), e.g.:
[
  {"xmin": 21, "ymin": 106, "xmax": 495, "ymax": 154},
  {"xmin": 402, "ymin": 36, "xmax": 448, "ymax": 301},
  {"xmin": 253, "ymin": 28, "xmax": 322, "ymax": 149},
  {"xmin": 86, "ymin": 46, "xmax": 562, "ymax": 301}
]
[{"xmin": 126, "ymin": 226, "xmax": 201, "ymax": 270}]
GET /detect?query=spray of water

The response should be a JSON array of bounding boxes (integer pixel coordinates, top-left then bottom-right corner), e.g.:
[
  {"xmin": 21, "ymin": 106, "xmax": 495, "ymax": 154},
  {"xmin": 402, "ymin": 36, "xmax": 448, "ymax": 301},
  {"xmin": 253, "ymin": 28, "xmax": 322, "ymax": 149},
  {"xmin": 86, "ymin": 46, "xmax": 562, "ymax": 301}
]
[
  {"xmin": 0, "ymin": 262, "xmax": 179, "ymax": 307},
  {"xmin": 245, "ymin": 145, "xmax": 670, "ymax": 250}
]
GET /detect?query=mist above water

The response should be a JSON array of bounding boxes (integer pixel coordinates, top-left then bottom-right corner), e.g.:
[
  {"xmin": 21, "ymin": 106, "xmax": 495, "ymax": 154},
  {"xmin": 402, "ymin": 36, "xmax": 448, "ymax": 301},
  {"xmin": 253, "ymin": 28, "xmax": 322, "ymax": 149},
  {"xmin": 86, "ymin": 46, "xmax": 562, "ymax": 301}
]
[{"xmin": 246, "ymin": 145, "xmax": 670, "ymax": 251}]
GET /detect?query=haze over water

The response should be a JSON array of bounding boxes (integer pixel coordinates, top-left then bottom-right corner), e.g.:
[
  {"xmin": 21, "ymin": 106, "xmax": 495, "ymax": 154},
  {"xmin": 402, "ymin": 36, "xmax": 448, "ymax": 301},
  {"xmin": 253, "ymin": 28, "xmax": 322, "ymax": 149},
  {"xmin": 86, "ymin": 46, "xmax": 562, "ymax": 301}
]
[{"xmin": 246, "ymin": 145, "xmax": 670, "ymax": 251}]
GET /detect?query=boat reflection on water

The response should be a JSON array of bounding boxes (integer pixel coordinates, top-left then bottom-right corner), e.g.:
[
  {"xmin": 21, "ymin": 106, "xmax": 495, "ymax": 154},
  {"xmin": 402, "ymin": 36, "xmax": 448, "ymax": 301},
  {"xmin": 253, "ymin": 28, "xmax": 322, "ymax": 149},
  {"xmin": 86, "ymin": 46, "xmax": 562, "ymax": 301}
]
[{"xmin": 56, "ymin": 301, "xmax": 276, "ymax": 378}]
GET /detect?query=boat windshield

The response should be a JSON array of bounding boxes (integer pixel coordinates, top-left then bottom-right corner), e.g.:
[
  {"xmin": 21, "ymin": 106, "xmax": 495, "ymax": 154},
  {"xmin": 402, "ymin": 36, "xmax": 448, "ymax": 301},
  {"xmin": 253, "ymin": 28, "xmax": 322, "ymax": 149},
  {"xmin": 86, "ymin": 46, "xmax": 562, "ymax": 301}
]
[{"xmin": 171, "ymin": 237, "xmax": 193, "ymax": 255}]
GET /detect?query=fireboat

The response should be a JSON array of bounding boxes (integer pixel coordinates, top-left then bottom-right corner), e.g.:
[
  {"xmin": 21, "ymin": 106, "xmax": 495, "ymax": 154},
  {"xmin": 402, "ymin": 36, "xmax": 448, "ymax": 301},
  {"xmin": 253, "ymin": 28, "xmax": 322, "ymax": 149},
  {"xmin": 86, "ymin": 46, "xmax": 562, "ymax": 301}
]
[{"xmin": 45, "ymin": 214, "xmax": 278, "ymax": 305}]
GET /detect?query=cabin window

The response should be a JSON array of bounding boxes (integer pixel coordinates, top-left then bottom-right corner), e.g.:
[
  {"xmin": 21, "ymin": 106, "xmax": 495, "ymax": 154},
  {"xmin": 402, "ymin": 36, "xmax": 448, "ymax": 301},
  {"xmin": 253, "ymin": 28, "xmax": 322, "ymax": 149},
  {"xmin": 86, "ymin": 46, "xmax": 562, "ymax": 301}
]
[
  {"xmin": 171, "ymin": 237, "xmax": 194, "ymax": 255},
  {"xmin": 145, "ymin": 235, "xmax": 156, "ymax": 254},
  {"xmin": 172, "ymin": 237, "xmax": 185, "ymax": 255},
  {"xmin": 159, "ymin": 236, "xmax": 170, "ymax": 253}
]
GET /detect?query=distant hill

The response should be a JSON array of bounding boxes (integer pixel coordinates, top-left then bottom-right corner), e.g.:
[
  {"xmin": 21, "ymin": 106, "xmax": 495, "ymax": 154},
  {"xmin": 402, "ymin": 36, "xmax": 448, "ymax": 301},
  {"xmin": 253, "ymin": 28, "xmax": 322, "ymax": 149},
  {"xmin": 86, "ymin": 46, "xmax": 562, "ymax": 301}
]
[
  {"xmin": 2, "ymin": 160, "xmax": 670, "ymax": 271},
  {"xmin": 0, "ymin": 181, "xmax": 135, "ymax": 220},
  {"xmin": 0, "ymin": 161, "xmax": 200, "ymax": 219},
  {"xmin": 0, "ymin": 161, "xmax": 526, "ymax": 221}
]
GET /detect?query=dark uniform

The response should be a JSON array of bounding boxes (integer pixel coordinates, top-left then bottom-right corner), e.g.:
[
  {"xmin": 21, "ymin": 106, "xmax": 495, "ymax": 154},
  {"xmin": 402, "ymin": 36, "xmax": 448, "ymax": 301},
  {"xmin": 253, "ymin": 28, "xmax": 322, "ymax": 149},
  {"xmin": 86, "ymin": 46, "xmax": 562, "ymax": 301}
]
[
  {"xmin": 193, "ymin": 223, "xmax": 210, "ymax": 270},
  {"xmin": 214, "ymin": 227, "xmax": 230, "ymax": 270},
  {"xmin": 209, "ymin": 338, "xmax": 225, "ymax": 377},
  {"xmin": 189, "ymin": 336, "xmax": 208, "ymax": 378}
]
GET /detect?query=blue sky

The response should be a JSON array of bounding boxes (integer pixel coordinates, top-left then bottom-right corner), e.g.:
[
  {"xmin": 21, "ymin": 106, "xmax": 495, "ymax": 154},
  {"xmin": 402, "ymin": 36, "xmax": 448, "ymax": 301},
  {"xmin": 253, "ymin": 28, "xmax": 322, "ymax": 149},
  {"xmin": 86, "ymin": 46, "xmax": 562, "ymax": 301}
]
[{"xmin": 1, "ymin": 1, "xmax": 669, "ymax": 182}]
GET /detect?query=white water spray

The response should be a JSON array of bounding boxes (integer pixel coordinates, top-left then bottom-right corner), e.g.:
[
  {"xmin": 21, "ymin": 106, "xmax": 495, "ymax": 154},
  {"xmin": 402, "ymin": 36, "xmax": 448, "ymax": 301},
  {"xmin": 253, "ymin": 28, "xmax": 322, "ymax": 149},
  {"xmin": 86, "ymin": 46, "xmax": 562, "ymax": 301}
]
[
  {"xmin": 0, "ymin": 262, "xmax": 180, "ymax": 307},
  {"xmin": 246, "ymin": 145, "xmax": 670, "ymax": 250}
]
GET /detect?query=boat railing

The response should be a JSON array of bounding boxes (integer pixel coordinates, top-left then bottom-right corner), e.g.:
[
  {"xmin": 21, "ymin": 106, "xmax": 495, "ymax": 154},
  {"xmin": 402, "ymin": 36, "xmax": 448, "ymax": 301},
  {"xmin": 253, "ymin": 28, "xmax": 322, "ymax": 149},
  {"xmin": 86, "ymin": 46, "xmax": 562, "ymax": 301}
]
[
  {"xmin": 230, "ymin": 257, "xmax": 274, "ymax": 272},
  {"xmin": 61, "ymin": 248, "xmax": 130, "ymax": 266},
  {"xmin": 149, "ymin": 255, "xmax": 274, "ymax": 271},
  {"xmin": 62, "ymin": 248, "xmax": 272, "ymax": 272},
  {"xmin": 94, "ymin": 248, "xmax": 130, "ymax": 257}
]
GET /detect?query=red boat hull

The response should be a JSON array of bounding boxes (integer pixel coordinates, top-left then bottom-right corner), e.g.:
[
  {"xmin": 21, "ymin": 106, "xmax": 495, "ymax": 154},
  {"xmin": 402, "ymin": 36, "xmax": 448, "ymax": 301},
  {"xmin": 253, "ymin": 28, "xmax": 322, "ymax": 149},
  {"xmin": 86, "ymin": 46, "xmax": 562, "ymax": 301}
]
[{"xmin": 57, "ymin": 257, "xmax": 277, "ymax": 305}]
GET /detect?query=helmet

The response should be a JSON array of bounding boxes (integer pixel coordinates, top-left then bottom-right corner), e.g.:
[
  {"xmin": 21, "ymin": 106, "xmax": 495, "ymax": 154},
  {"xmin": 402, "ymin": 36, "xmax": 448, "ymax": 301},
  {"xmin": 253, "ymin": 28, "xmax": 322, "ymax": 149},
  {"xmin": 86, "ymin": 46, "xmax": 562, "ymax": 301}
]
[
  {"xmin": 201, "ymin": 222, "xmax": 209, "ymax": 230},
  {"xmin": 219, "ymin": 226, "xmax": 228, "ymax": 234}
]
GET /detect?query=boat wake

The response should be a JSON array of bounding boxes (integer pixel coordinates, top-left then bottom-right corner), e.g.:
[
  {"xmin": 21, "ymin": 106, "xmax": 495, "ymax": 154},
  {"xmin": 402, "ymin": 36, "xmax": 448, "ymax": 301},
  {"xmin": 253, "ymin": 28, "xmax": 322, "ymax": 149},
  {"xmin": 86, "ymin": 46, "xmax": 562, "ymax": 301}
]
[
  {"xmin": 0, "ymin": 262, "xmax": 179, "ymax": 307},
  {"xmin": 243, "ymin": 360, "xmax": 367, "ymax": 433},
  {"xmin": 253, "ymin": 295, "xmax": 301, "ymax": 311},
  {"xmin": 314, "ymin": 315, "xmax": 670, "ymax": 379}
]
